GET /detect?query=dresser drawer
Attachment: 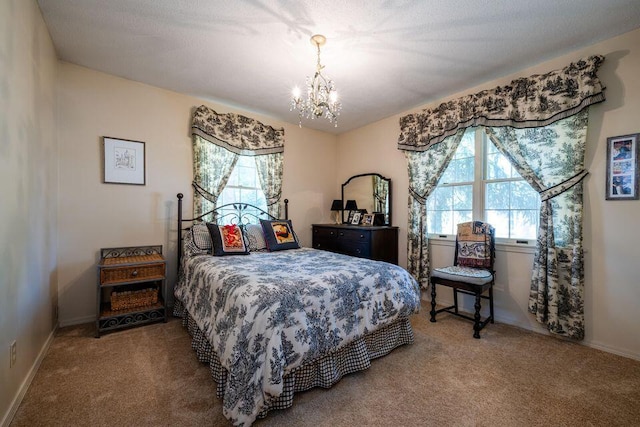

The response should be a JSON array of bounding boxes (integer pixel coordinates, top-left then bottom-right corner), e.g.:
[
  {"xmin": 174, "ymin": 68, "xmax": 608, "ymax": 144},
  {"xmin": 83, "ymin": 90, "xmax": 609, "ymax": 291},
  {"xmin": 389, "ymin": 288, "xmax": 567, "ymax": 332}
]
[
  {"xmin": 100, "ymin": 262, "xmax": 165, "ymax": 285},
  {"xmin": 341, "ymin": 242, "xmax": 371, "ymax": 258},
  {"xmin": 311, "ymin": 224, "xmax": 398, "ymax": 264},
  {"xmin": 336, "ymin": 229, "xmax": 371, "ymax": 242}
]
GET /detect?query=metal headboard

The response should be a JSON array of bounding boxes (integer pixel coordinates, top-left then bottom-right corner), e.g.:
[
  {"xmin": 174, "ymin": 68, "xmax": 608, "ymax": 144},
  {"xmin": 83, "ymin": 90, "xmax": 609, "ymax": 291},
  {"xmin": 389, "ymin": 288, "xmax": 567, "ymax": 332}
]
[{"xmin": 176, "ymin": 193, "xmax": 289, "ymax": 267}]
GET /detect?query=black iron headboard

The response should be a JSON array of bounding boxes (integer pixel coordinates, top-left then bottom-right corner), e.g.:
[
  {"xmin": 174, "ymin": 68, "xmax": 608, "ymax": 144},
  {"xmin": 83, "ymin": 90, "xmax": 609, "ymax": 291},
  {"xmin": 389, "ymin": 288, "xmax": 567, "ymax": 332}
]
[{"xmin": 176, "ymin": 193, "xmax": 289, "ymax": 267}]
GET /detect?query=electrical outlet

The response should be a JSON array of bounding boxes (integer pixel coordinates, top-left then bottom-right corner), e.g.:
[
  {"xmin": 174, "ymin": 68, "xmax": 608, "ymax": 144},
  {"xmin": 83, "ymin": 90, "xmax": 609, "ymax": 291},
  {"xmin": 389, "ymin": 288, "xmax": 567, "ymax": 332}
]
[{"xmin": 9, "ymin": 341, "xmax": 17, "ymax": 368}]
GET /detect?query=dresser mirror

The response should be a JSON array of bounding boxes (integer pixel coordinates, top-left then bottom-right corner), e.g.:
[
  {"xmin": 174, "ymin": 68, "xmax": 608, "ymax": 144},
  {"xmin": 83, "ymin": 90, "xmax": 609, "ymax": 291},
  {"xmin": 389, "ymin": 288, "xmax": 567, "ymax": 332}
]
[{"xmin": 341, "ymin": 173, "xmax": 392, "ymax": 225}]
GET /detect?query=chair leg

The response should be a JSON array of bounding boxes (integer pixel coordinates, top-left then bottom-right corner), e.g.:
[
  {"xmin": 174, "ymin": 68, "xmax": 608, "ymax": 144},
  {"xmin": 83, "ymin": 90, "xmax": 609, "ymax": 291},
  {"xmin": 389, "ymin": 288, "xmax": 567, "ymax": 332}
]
[
  {"xmin": 473, "ymin": 292, "xmax": 482, "ymax": 339},
  {"xmin": 489, "ymin": 286, "xmax": 495, "ymax": 324},
  {"xmin": 430, "ymin": 283, "xmax": 437, "ymax": 323}
]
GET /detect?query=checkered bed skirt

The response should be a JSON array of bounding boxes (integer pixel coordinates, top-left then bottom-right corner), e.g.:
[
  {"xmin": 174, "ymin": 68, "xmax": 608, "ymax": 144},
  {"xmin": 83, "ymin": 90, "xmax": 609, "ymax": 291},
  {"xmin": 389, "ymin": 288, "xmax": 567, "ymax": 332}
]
[{"xmin": 173, "ymin": 300, "xmax": 415, "ymax": 418}]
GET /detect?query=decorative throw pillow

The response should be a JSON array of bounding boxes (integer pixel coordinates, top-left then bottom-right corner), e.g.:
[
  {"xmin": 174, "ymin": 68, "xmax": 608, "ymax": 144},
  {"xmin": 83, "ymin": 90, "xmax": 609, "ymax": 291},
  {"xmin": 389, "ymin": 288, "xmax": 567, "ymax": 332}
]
[
  {"xmin": 260, "ymin": 219, "xmax": 300, "ymax": 251},
  {"xmin": 189, "ymin": 223, "xmax": 212, "ymax": 254},
  {"xmin": 244, "ymin": 223, "xmax": 267, "ymax": 252},
  {"xmin": 206, "ymin": 223, "xmax": 250, "ymax": 256},
  {"xmin": 456, "ymin": 221, "xmax": 494, "ymax": 268}
]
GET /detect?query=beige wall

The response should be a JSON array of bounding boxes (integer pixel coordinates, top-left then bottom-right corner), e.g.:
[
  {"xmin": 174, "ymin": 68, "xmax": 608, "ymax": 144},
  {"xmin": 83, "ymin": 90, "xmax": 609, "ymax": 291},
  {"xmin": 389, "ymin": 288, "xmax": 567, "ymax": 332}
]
[
  {"xmin": 56, "ymin": 63, "xmax": 338, "ymax": 326},
  {"xmin": 337, "ymin": 29, "xmax": 640, "ymax": 360},
  {"xmin": 0, "ymin": 0, "xmax": 58, "ymax": 423}
]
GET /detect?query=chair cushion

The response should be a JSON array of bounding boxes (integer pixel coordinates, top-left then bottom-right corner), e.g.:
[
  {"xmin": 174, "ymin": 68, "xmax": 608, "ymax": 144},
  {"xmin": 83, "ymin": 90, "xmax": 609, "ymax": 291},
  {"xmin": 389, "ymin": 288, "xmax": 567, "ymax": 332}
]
[
  {"xmin": 431, "ymin": 266, "xmax": 494, "ymax": 285},
  {"xmin": 456, "ymin": 221, "xmax": 494, "ymax": 268}
]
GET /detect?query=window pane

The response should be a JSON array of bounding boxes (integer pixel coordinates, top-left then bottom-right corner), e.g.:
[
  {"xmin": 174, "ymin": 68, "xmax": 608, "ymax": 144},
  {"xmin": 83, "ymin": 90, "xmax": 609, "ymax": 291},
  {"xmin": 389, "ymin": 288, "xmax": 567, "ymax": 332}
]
[
  {"xmin": 439, "ymin": 130, "xmax": 475, "ymax": 185},
  {"xmin": 485, "ymin": 143, "xmax": 516, "ymax": 180},
  {"xmin": 511, "ymin": 210, "xmax": 538, "ymax": 240},
  {"xmin": 453, "ymin": 185, "xmax": 472, "ymax": 210},
  {"xmin": 486, "ymin": 153, "xmax": 509, "ymax": 180},
  {"xmin": 486, "ymin": 210, "xmax": 510, "ymax": 238},
  {"xmin": 428, "ymin": 211, "xmax": 453, "ymax": 235},
  {"xmin": 485, "ymin": 182, "xmax": 510, "ymax": 209},
  {"xmin": 453, "ymin": 210, "xmax": 472, "ymax": 227},
  {"xmin": 510, "ymin": 181, "xmax": 540, "ymax": 209},
  {"xmin": 455, "ymin": 157, "xmax": 474, "ymax": 182},
  {"xmin": 433, "ymin": 187, "xmax": 452, "ymax": 210},
  {"xmin": 238, "ymin": 166, "xmax": 256, "ymax": 187},
  {"xmin": 457, "ymin": 134, "xmax": 475, "ymax": 158}
]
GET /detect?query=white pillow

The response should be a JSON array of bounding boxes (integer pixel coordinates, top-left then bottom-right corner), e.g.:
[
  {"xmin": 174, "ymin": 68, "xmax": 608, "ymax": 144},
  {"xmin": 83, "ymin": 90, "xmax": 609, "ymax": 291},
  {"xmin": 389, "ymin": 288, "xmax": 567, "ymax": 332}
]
[{"xmin": 244, "ymin": 223, "xmax": 267, "ymax": 252}]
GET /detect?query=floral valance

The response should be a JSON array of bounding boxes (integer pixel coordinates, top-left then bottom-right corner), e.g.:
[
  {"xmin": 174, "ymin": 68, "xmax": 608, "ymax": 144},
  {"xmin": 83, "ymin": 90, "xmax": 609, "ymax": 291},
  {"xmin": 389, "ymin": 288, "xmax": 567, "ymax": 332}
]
[
  {"xmin": 397, "ymin": 55, "xmax": 605, "ymax": 152},
  {"xmin": 191, "ymin": 105, "xmax": 284, "ymax": 155}
]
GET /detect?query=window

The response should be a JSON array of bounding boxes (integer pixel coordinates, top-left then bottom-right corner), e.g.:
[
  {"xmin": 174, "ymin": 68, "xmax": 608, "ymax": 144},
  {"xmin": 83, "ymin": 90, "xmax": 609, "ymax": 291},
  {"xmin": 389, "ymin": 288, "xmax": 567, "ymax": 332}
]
[
  {"xmin": 216, "ymin": 156, "xmax": 267, "ymax": 223},
  {"xmin": 427, "ymin": 128, "xmax": 540, "ymax": 243}
]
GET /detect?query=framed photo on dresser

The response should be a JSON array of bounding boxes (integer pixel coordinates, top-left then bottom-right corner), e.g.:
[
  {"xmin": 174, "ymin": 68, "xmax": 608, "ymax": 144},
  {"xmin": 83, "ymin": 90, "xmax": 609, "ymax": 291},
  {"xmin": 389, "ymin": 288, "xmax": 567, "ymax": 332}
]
[{"xmin": 351, "ymin": 212, "xmax": 362, "ymax": 225}]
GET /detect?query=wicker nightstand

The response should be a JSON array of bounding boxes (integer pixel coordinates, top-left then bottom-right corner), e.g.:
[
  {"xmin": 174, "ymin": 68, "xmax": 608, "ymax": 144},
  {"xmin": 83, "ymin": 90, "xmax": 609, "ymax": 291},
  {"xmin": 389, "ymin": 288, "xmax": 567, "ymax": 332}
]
[{"xmin": 96, "ymin": 245, "xmax": 167, "ymax": 337}]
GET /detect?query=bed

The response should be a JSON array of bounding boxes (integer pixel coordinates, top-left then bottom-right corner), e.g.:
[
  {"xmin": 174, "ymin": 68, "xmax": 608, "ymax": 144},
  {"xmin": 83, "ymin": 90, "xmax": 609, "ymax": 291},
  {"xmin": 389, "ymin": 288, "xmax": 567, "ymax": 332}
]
[{"xmin": 173, "ymin": 193, "xmax": 420, "ymax": 426}]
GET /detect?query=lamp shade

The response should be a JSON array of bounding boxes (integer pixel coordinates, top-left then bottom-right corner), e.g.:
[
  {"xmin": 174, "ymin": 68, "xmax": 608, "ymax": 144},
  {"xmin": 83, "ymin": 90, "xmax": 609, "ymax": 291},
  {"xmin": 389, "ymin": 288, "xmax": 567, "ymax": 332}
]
[
  {"xmin": 330, "ymin": 199, "xmax": 343, "ymax": 211},
  {"xmin": 344, "ymin": 199, "xmax": 358, "ymax": 210}
]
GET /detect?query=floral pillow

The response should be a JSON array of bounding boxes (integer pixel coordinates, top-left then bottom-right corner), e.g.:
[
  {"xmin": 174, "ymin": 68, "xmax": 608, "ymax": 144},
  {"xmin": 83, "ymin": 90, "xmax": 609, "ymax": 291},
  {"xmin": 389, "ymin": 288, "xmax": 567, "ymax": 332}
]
[
  {"xmin": 206, "ymin": 223, "xmax": 250, "ymax": 256},
  {"xmin": 244, "ymin": 223, "xmax": 268, "ymax": 252}
]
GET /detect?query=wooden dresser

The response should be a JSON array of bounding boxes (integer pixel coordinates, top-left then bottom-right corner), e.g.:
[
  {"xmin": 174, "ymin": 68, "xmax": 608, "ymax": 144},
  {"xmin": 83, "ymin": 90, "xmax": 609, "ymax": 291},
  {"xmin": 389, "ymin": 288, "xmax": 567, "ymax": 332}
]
[{"xmin": 312, "ymin": 224, "xmax": 398, "ymax": 264}]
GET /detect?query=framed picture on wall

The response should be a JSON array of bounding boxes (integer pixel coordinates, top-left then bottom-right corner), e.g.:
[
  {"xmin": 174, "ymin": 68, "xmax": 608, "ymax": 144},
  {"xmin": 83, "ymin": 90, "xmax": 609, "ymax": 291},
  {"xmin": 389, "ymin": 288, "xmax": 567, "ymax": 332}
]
[
  {"xmin": 103, "ymin": 136, "xmax": 146, "ymax": 185},
  {"xmin": 606, "ymin": 133, "xmax": 639, "ymax": 200}
]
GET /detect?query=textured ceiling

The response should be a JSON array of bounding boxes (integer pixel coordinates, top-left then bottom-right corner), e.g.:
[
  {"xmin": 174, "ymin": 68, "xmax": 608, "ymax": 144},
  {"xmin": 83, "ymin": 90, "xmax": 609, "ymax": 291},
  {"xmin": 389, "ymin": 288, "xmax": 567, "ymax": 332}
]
[{"xmin": 38, "ymin": 0, "xmax": 640, "ymax": 134}]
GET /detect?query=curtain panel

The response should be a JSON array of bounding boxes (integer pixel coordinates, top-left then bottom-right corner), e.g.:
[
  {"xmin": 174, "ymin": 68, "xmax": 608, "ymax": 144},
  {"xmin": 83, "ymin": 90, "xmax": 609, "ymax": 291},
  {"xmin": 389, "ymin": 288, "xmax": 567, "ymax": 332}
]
[
  {"xmin": 397, "ymin": 56, "xmax": 605, "ymax": 340},
  {"xmin": 405, "ymin": 130, "xmax": 465, "ymax": 288},
  {"xmin": 397, "ymin": 55, "xmax": 604, "ymax": 152},
  {"xmin": 191, "ymin": 105, "xmax": 285, "ymax": 220},
  {"xmin": 485, "ymin": 110, "xmax": 589, "ymax": 340}
]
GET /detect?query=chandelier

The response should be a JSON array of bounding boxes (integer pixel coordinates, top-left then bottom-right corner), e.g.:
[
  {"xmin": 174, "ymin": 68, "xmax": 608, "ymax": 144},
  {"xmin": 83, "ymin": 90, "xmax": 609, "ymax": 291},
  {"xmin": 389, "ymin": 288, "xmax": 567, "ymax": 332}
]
[{"xmin": 291, "ymin": 34, "xmax": 342, "ymax": 127}]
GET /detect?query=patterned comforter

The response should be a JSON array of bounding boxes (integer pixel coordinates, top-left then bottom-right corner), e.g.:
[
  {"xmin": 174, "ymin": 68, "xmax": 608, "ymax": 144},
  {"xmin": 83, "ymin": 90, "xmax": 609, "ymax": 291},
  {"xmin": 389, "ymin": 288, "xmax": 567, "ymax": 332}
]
[{"xmin": 175, "ymin": 247, "xmax": 420, "ymax": 426}]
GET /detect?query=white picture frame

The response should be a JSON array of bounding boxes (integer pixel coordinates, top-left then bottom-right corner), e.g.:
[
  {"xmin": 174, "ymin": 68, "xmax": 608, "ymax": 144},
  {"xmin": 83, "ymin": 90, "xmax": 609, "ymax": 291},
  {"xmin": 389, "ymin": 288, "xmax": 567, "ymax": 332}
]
[
  {"xmin": 103, "ymin": 136, "xmax": 146, "ymax": 185},
  {"xmin": 351, "ymin": 212, "xmax": 362, "ymax": 225}
]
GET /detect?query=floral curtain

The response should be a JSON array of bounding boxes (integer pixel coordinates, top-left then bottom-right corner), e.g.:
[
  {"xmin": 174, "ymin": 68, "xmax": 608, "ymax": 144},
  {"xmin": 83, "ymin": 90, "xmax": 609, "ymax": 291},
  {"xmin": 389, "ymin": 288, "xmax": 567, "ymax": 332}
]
[
  {"xmin": 254, "ymin": 153, "xmax": 284, "ymax": 218},
  {"xmin": 192, "ymin": 135, "xmax": 239, "ymax": 221},
  {"xmin": 397, "ymin": 56, "xmax": 605, "ymax": 340},
  {"xmin": 398, "ymin": 55, "xmax": 605, "ymax": 151},
  {"xmin": 405, "ymin": 130, "xmax": 465, "ymax": 288},
  {"xmin": 191, "ymin": 105, "xmax": 285, "ymax": 220},
  {"xmin": 373, "ymin": 175, "xmax": 389, "ymax": 216},
  {"xmin": 485, "ymin": 110, "xmax": 589, "ymax": 339}
]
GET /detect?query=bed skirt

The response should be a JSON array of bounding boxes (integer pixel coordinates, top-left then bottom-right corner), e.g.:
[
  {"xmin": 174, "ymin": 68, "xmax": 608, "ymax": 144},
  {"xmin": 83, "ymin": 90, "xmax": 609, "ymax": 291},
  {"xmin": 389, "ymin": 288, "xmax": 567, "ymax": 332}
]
[{"xmin": 173, "ymin": 300, "xmax": 415, "ymax": 419}]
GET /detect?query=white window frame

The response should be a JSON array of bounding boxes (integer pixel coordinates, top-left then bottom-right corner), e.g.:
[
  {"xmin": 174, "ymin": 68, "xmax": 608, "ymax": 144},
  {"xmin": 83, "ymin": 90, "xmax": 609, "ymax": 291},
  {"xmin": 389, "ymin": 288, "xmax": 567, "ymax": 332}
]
[{"xmin": 427, "ymin": 128, "xmax": 538, "ymax": 251}]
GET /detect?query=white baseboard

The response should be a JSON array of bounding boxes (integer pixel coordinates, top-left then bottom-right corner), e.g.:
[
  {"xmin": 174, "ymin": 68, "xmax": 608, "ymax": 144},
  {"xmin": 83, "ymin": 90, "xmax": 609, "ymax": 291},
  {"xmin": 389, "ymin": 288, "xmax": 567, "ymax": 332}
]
[
  {"xmin": 1, "ymin": 325, "xmax": 57, "ymax": 427},
  {"xmin": 59, "ymin": 314, "xmax": 95, "ymax": 328},
  {"xmin": 422, "ymin": 293, "xmax": 640, "ymax": 361}
]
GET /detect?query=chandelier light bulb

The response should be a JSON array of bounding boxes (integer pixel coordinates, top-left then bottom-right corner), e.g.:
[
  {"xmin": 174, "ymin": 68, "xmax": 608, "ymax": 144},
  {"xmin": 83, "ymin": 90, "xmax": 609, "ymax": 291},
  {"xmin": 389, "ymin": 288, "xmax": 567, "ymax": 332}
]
[{"xmin": 290, "ymin": 34, "xmax": 342, "ymax": 127}]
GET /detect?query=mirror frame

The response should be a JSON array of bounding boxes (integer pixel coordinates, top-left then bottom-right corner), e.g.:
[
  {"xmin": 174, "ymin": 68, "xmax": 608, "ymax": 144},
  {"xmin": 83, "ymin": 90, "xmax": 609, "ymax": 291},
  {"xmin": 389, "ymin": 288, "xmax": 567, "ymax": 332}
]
[{"xmin": 341, "ymin": 173, "xmax": 392, "ymax": 226}]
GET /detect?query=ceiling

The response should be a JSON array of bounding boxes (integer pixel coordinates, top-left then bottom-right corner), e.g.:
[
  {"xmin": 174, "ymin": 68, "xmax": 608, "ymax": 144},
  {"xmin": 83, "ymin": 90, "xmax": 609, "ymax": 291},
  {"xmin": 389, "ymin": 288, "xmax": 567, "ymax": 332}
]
[{"xmin": 37, "ymin": 0, "xmax": 640, "ymax": 134}]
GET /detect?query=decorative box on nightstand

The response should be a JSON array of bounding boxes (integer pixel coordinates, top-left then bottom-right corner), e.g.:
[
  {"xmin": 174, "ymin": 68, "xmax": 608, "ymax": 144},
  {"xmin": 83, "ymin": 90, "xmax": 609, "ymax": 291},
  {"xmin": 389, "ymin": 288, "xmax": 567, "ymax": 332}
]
[{"xmin": 96, "ymin": 245, "xmax": 167, "ymax": 337}]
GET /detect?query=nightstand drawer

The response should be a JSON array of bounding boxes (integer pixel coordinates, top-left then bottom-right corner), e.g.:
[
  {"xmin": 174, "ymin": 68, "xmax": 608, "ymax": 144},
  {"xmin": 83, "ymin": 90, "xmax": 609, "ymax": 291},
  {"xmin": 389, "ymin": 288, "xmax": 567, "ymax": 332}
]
[{"xmin": 100, "ymin": 262, "xmax": 165, "ymax": 285}]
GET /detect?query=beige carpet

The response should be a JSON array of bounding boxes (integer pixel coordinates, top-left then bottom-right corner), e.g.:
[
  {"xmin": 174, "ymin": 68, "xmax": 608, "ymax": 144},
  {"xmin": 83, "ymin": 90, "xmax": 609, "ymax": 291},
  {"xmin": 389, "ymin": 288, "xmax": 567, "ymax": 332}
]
[{"xmin": 10, "ymin": 297, "xmax": 640, "ymax": 427}]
